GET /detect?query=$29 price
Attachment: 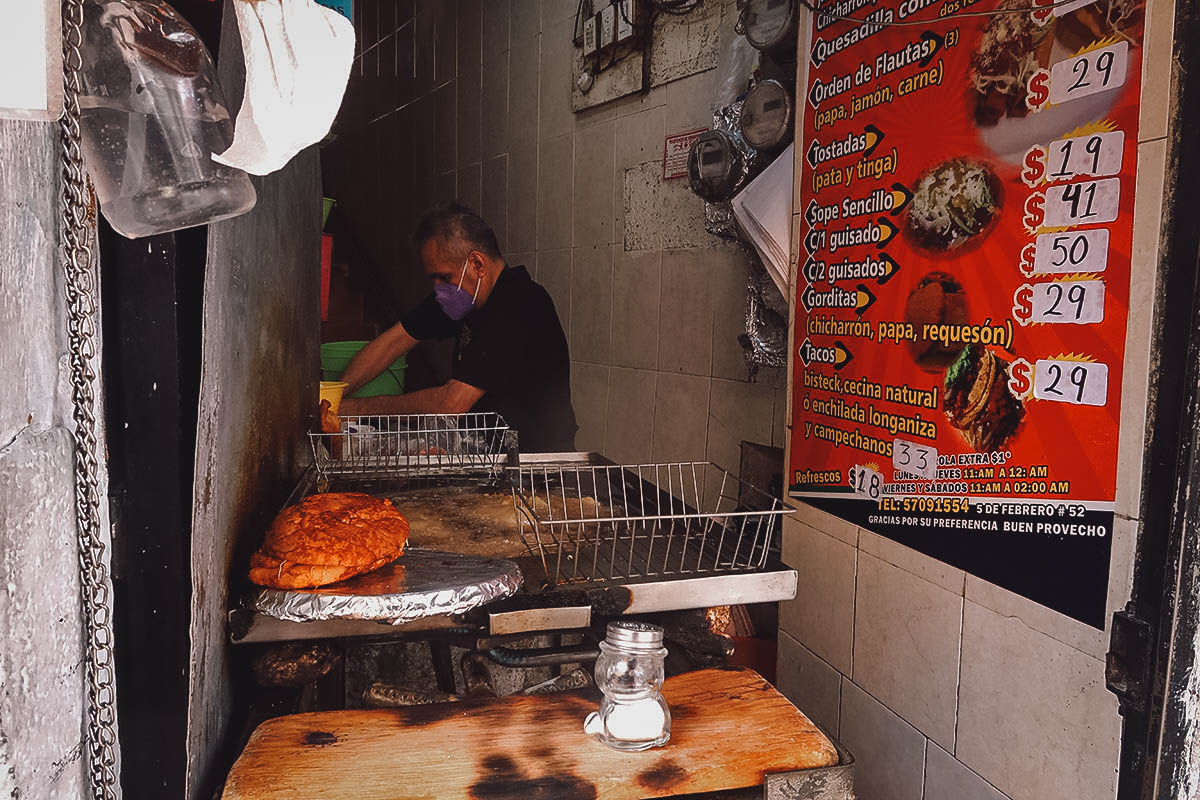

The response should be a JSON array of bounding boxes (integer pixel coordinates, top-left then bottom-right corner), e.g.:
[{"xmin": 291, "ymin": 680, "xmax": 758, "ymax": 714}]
[
  {"xmin": 1013, "ymin": 279, "xmax": 1106, "ymax": 326},
  {"xmin": 1007, "ymin": 358, "xmax": 1108, "ymax": 406}
]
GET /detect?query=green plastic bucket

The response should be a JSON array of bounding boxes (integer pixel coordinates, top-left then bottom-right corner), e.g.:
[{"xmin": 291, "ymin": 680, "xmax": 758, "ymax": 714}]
[{"xmin": 321, "ymin": 341, "xmax": 406, "ymax": 398}]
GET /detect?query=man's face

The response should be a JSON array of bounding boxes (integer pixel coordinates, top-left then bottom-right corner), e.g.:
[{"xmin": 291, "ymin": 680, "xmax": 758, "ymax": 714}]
[{"xmin": 421, "ymin": 239, "xmax": 489, "ymax": 303}]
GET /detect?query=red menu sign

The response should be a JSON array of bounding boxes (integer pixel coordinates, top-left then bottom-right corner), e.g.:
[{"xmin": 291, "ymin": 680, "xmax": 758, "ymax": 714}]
[{"xmin": 789, "ymin": 0, "xmax": 1146, "ymax": 627}]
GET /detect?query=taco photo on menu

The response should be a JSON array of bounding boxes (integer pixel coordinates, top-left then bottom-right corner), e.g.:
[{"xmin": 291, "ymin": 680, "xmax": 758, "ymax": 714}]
[
  {"xmin": 943, "ymin": 343, "xmax": 1025, "ymax": 453},
  {"xmin": 969, "ymin": 0, "xmax": 1055, "ymax": 127},
  {"xmin": 972, "ymin": 0, "xmax": 1144, "ymax": 161}
]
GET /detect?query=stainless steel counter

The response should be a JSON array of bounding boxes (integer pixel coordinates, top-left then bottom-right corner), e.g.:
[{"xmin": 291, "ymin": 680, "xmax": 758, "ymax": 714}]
[{"xmin": 232, "ymin": 452, "xmax": 796, "ymax": 644}]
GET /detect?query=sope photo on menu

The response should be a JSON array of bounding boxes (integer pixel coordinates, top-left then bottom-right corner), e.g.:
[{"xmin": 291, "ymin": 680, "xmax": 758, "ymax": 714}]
[{"xmin": 789, "ymin": 0, "xmax": 1145, "ymax": 627}]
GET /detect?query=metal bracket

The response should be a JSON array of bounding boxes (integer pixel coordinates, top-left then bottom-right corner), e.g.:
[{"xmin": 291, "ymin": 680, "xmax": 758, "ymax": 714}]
[
  {"xmin": 106, "ymin": 491, "xmax": 126, "ymax": 580},
  {"xmin": 1106, "ymin": 604, "xmax": 1154, "ymax": 714},
  {"xmin": 763, "ymin": 734, "xmax": 856, "ymax": 800},
  {"xmin": 488, "ymin": 605, "xmax": 592, "ymax": 635}
]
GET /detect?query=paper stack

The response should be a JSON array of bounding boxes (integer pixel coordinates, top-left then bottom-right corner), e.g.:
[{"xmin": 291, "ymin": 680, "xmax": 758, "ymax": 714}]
[{"xmin": 731, "ymin": 143, "xmax": 794, "ymax": 297}]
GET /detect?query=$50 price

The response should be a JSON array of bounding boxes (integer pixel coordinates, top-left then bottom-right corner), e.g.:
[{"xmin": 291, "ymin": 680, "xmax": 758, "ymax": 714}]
[{"xmin": 1019, "ymin": 229, "xmax": 1109, "ymax": 277}]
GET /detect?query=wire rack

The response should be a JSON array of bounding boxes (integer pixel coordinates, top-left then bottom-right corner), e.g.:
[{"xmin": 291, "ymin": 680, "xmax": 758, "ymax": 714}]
[
  {"xmin": 512, "ymin": 461, "xmax": 789, "ymax": 587},
  {"xmin": 309, "ymin": 412, "xmax": 513, "ymax": 478}
]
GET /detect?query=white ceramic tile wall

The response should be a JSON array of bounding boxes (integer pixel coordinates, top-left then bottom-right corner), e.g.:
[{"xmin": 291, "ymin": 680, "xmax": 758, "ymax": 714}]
[
  {"xmin": 604, "ymin": 367, "xmax": 657, "ymax": 464},
  {"xmin": 707, "ymin": 378, "xmax": 775, "ymax": 471},
  {"xmin": 924, "ymin": 743, "xmax": 1010, "ymax": 800},
  {"xmin": 569, "ymin": 244, "xmax": 614, "ymax": 365},
  {"xmin": 777, "ymin": 631, "xmax": 842, "ymax": 736},
  {"xmin": 781, "ymin": 500, "xmax": 1127, "ymax": 800},
  {"xmin": 852, "ymin": 552, "xmax": 962, "ymax": 750},
  {"xmin": 838, "ymin": 679, "xmax": 926, "ymax": 800},
  {"xmin": 610, "ymin": 250, "xmax": 661, "ymax": 370},
  {"xmin": 780, "ymin": 516, "xmax": 857, "ymax": 673},
  {"xmin": 433, "ymin": 0, "xmax": 775, "ymax": 471},
  {"xmin": 957, "ymin": 601, "xmax": 1120, "ymax": 800}
]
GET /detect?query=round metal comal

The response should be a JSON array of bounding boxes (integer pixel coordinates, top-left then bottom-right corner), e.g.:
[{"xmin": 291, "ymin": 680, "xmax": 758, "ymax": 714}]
[
  {"xmin": 740, "ymin": 79, "xmax": 794, "ymax": 150},
  {"xmin": 687, "ymin": 129, "xmax": 745, "ymax": 201},
  {"xmin": 743, "ymin": 0, "xmax": 798, "ymax": 53}
]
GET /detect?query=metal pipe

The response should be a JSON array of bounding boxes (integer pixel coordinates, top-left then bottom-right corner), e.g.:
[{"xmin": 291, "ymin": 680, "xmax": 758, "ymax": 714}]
[{"xmin": 484, "ymin": 643, "xmax": 601, "ymax": 668}]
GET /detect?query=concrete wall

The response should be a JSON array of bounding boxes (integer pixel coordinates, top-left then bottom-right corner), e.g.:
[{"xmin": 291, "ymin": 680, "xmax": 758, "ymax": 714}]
[
  {"xmin": 324, "ymin": 0, "xmax": 787, "ymax": 470},
  {"xmin": 184, "ymin": 6, "xmax": 324, "ymax": 799},
  {"xmin": 0, "ymin": 120, "xmax": 90, "ymax": 798},
  {"xmin": 775, "ymin": 1, "xmax": 1177, "ymax": 799}
]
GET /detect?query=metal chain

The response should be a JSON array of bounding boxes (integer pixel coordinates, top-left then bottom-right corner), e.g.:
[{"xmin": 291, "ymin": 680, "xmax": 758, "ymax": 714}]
[{"xmin": 60, "ymin": 0, "xmax": 120, "ymax": 797}]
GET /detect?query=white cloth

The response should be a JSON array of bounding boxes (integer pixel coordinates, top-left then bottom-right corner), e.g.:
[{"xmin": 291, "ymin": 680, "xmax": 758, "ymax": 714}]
[
  {"xmin": 731, "ymin": 143, "xmax": 794, "ymax": 297},
  {"xmin": 213, "ymin": 0, "xmax": 355, "ymax": 176}
]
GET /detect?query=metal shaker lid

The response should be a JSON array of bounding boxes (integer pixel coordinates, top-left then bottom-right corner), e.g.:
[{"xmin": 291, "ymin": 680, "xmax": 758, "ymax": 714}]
[{"xmin": 606, "ymin": 621, "xmax": 665, "ymax": 649}]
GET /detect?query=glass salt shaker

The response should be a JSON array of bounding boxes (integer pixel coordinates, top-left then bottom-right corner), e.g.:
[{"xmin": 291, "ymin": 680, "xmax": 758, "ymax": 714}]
[{"xmin": 583, "ymin": 621, "xmax": 671, "ymax": 751}]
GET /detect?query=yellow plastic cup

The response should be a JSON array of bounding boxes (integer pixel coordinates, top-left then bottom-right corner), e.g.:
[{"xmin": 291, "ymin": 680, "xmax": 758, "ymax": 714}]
[{"xmin": 319, "ymin": 381, "xmax": 350, "ymax": 415}]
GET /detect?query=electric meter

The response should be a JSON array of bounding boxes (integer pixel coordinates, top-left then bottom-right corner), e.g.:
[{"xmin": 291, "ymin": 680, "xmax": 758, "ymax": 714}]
[
  {"xmin": 739, "ymin": 80, "xmax": 794, "ymax": 150},
  {"xmin": 687, "ymin": 129, "xmax": 746, "ymax": 201},
  {"xmin": 742, "ymin": 0, "xmax": 798, "ymax": 53}
]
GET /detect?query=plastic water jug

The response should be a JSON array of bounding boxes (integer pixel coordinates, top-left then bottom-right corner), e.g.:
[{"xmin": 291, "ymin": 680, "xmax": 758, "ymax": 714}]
[{"xmin": 77, "ymin": 0, "xmax": 256, "ymax": 238}]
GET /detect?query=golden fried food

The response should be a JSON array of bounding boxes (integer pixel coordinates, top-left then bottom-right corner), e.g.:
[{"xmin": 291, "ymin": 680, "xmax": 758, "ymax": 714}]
[{"xmin": 249, "ymin": 493, "xmax": 409, "ymax": 589}]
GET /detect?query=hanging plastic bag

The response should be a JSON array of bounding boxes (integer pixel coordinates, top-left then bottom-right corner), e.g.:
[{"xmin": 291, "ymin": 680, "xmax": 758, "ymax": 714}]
[
  {"xmin": 78, "ymin": 0, "xmax": 256, "ymax": 238},
  {"xmin": 212, "ymin": 0, "xmax": 355, "ymax": 176},
  {"xmin": 711, "ymin": 33, "xmax": 759, "ymax": 112}
]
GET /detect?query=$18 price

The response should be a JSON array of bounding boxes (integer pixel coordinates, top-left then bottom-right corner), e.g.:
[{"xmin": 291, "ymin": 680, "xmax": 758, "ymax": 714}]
[{"xmin": 849, "ymin": 464, "xmax": 884, "ymax": 502}]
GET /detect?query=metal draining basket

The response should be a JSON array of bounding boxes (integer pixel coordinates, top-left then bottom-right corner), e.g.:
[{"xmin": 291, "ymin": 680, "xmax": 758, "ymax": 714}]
[
  {"xmin": 309, "ymin": 412, "xmax": 512, "ymax": 478},
  {"xmin": 512, "ymin": 461, "xmax": 790, "ymax": 587}
]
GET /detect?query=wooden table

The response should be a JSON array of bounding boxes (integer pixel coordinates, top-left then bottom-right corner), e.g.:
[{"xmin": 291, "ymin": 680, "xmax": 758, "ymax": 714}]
[{"xmin": 222, "ymin": 667, "xmax": 839, "ymax": 800}]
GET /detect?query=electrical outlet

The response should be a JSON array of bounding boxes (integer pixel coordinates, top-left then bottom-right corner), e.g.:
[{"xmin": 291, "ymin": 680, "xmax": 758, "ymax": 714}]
[
  {"xmin": 598, "ymin": 4, "xmax": 617, "ymax": 49},
  {"xmin": 582, "ymin": 15, "xmax": 598, "ymax": 55},
  {"xmin": 616, "ymin": 0, "xmax": 636, "ymax": 42}
]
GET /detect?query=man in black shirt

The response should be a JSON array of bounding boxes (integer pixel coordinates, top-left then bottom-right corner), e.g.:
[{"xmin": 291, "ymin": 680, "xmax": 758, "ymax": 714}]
[{"xmin": 339, "ymin": 203, "xmax": 577, "ymax": 452}]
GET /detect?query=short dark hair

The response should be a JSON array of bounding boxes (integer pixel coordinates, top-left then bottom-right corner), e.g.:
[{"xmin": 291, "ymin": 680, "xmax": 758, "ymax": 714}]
[{"xmin": 411, "ymin": 202, "xmax": 502, "ymax": 260}]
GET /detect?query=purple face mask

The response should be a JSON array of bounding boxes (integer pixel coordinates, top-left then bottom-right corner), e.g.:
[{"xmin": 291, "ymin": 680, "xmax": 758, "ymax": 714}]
[{"xmin": 434, "ymin": 260, "xmax": 480, "ymax": 320}]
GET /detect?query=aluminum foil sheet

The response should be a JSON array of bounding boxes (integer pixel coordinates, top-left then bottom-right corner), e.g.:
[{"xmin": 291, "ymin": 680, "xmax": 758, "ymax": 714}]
[
  {"xmin": 744, "ymin": 259, "xmax": 789, "ymax": 370},
  {"xmin": 251, "ymin": 548, "xmax": 523, "ymax": 625},
  {"xmin": 704, "ymin": 101, "xmax": 758, "ymax": 240},
  {"xmin": 705, "ymin": 200, "xmax": 739, "ymax": 241}
]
